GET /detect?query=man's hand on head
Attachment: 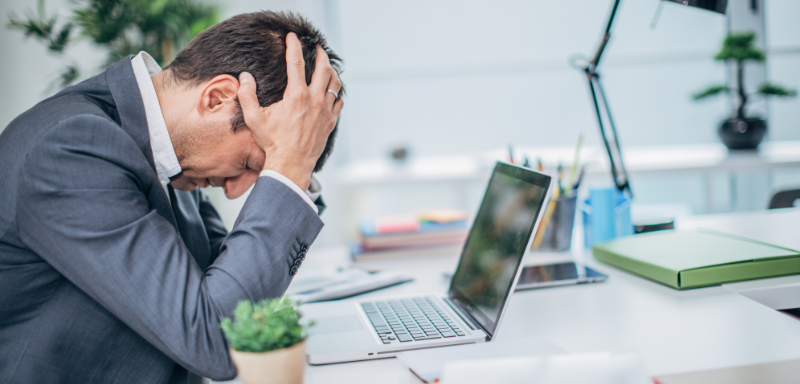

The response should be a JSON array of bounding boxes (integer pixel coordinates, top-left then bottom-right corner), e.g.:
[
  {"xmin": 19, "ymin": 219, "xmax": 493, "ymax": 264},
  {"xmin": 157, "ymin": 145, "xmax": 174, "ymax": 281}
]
[{"xmin": 237, "ymin": 32, "xmax": 343, "ymax": 191}]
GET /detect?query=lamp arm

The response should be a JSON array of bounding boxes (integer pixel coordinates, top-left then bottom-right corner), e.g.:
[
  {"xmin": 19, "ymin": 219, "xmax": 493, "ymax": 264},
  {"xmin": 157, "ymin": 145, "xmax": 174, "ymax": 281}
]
[
  {"xmin": 591, "ymin": 0, "xmax": 621, "ymax": 67},
  {"xmin": 581, "ymin": 0, "xmax": 632, "ymax": 196}
]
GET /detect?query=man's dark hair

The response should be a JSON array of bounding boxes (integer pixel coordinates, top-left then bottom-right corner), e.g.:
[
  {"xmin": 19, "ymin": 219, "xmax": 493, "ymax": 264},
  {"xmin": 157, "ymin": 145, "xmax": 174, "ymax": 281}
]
[{"xmin": 165, "ymin": 11, "xmax": 343, "ymax": 173}]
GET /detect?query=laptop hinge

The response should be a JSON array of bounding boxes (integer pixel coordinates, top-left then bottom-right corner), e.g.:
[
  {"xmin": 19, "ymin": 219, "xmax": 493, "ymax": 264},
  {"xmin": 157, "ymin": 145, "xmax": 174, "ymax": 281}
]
[{"xmin": 443, "ymin": 297, "xmax": 483, "ymax": 334}]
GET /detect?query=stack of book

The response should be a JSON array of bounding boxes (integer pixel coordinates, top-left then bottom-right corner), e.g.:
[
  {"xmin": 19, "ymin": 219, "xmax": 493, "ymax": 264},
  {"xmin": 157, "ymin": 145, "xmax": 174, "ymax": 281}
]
[{"xmin": 352, "ymin": 209, "xmax": 470, "ymax": 261}]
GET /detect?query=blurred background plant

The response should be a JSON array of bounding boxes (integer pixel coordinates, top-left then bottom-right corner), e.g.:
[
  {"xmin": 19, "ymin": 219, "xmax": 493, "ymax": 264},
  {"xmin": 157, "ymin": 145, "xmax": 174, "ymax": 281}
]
[
  {"xmin": 692, "ymin": 31, "xmax": 797, "ymax": 120},
  {"xmin": 7, "ymin": 0, "xmax": 219, "ymax": 90}
]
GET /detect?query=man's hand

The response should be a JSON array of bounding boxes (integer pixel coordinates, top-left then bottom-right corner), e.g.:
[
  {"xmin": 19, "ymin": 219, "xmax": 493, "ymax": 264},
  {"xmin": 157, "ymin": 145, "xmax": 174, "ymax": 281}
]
[{"xmin": 237, "ymin": 32, "xmax": 343, "ymax": 190}]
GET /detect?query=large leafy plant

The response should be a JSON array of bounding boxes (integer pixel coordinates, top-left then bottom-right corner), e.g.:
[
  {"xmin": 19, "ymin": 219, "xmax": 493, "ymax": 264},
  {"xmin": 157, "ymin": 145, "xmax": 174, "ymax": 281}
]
[
  {"xmin": 221, "ymin": 298, "xmax": 309, "ymax": 353},
  {"xmin": 8, "ymin": 0, "xmax": 219, "ymax": 90},
  {"xmin": 693, "ymin": 31, "xmax": 796, "ymax": 120}
]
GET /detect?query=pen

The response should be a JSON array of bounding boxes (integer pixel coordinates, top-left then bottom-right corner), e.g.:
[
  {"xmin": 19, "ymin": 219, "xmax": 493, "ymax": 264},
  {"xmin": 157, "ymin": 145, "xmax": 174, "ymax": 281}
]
[
  {"xmin": 537, "ymin": 158, "xmax": 543, "ymax": 173},
  {"xmin": 508, "ymin": 145, "xmax": 515, "ymax": 165},
  {"xmin": 557, "ymin": 163, "xmax": 564, "ymax": 195},
  {"xmin": 573, "ymin": 166, "xmax": 586, "ymax": 190}
]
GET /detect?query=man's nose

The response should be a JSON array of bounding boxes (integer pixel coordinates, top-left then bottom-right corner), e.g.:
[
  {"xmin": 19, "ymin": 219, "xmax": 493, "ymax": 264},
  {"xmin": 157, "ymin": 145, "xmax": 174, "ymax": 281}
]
[
  {"xmin": 223, "ymin": 171, "xmax": 260, "ymax": 199},
  {"xmin": 224, "ymin": 178, "xmax": 248, "ymax": 199}
]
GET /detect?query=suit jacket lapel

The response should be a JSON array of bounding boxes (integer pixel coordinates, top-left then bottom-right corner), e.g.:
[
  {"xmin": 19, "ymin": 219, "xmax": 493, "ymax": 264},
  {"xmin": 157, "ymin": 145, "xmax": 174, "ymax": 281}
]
[{"xmin": 104, "ymin": 57, "xmax": 178, "ymax": 230}]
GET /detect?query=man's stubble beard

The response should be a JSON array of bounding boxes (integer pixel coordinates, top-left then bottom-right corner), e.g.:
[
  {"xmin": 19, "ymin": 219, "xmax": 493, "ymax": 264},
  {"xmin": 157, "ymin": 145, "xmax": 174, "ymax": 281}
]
[{"xmin": 167, "ymin": 119, "xmax": 220, "ymax": 191}]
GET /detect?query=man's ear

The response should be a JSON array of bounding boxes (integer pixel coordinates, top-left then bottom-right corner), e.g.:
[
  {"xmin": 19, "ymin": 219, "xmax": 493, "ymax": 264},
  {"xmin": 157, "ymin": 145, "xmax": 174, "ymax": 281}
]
[{"xmin": 197, "ymin": 74, "xmax": 239, "ymax": 115}]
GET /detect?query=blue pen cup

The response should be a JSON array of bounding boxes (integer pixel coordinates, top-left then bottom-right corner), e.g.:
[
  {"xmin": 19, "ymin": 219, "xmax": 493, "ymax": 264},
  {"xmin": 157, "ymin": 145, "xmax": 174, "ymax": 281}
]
[{"xmin": 581, "ymin": 188, "xmax": 633, "ymax": 248}]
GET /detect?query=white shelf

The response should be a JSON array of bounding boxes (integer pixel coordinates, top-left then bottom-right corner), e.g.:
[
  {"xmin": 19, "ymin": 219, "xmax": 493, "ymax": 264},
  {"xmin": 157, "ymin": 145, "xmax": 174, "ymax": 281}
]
[{"xmin": 335, "ymin": 140, "xmax": 800, "ymax": 187}]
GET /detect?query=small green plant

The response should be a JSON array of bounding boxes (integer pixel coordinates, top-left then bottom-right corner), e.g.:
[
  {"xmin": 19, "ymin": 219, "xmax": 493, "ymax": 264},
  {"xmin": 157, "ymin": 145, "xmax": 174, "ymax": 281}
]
[
  {"xmin": 692, "ymin": 31, "xmax": 796, "ymax": 120},
  {"xmin": 220, "ymin": 298, "xmax": 309, "ymax": 353}
]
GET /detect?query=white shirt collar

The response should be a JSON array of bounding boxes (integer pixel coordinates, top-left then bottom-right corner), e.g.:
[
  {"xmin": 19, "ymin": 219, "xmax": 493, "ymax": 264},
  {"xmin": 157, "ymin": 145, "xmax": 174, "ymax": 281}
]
[{"xmin": 130, "ymin": 52, "xmax": 182, "ymax": 190}]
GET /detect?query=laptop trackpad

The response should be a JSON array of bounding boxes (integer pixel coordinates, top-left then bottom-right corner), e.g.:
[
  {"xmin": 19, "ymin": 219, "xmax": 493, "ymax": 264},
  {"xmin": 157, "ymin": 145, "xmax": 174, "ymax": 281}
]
[{"xmin": 307, "ymin": 315, "xmax": 364, "ymax": 335}]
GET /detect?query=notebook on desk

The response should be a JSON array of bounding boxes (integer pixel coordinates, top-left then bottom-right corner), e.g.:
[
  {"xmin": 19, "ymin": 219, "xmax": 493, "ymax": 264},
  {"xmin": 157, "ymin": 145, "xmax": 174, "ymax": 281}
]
[
  {"xmin": 300, "ymin": 162, "xmax": 552, "ymax": 364},
  {"xmin": 593, "ymin": 229, "xmax": 800, "ymax": 289}
]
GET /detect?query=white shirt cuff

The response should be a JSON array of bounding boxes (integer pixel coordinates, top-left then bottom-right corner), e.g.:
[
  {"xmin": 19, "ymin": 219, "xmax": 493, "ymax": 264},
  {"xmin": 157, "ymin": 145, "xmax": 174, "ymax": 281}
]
[{"xmin": 259, "ymin": 170, "xmax": 318, "ymax": 214}]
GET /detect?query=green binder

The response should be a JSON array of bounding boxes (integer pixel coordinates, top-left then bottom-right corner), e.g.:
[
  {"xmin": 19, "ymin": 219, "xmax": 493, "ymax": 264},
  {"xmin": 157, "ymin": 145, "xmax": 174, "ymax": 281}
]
[{"xmin": 592, "ymin": 230, "xmax": 800, "ymax": 289}]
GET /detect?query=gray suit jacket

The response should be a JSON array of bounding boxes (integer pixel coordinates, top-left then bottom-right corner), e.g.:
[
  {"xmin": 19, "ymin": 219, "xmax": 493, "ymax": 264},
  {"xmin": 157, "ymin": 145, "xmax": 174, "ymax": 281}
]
[{"xmin": 0, "ymin": 57, "xmax": 324, "ymax": 383}]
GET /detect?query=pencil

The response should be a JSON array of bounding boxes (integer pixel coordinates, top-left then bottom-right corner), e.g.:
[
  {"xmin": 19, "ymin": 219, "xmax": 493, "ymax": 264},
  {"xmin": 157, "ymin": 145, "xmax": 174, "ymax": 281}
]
[
  {"xmin": 565, "ymin": 134, "xmax": 583, "ymax": 196},
  {"xmin": 532, "ymin": 183, "xmax": 560, "ymax": 249}
]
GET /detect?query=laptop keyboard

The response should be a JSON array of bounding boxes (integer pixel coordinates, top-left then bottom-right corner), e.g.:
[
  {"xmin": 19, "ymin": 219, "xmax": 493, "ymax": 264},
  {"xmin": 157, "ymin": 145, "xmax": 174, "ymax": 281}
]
[{"xmin": 361, "ymin": 297, "xmax": 467, "ymax": 344}]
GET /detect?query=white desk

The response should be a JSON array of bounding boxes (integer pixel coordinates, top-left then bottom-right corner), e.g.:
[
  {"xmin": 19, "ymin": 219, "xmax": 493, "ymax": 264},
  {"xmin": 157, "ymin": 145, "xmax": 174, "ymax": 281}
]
[{"xmin": 216, "ymin": 208, "xmax": 800, "ymax": 383}]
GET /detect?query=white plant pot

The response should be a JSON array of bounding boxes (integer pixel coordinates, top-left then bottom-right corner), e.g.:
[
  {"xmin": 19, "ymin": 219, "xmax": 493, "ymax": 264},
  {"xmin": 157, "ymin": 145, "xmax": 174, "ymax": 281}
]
[{"xmin": 229, "ymin": 340, "xmax": 306, "ymax": 384}]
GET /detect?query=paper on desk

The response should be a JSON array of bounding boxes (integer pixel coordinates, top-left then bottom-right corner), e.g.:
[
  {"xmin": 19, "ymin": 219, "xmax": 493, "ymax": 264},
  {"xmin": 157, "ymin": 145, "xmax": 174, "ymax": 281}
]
[
  {"xmin": 439, "ymin": 353, "xmax": 651, "ymax": 384},
  {"xmin": 286, "ymin": 267, "xmax": 411, "ymax": 303},
  {"xmin": 396, "ymin": 336, "xmax": 564, "ymax": 383}
]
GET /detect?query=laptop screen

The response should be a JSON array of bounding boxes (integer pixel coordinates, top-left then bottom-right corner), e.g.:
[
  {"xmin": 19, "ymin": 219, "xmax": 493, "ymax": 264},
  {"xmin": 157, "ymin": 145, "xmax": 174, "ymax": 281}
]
[{"xmin": 448, "ymin": 162, "xmax": 550, "ymax": 339}]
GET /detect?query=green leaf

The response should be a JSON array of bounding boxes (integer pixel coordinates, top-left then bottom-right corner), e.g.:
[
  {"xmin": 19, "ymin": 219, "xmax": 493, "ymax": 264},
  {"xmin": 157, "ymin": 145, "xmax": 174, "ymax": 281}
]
[
  {"xmin": 715, "ymin": 31, "xmax": 766, "ymax": 63},
  {"xmin": 49, "ymin": 22, "xmax": 73, "ymax": 51},
  {"xmin": 758, "ymin": 83, "xmax": 797, "ymax": 97},
  {"xmin": 692, "ymin": 85, "xmax": 729, "ymax": 101},
  {"xmin": 56, "ymin": 65, "xmax": 80, "ymax": 88},
  {"xmin": 6, "ymin": 0, "xmax": 71, "ymax": 54},
  {"xmin": 220, "ymin": 297, "xmax": 308, "ymax": 353}
]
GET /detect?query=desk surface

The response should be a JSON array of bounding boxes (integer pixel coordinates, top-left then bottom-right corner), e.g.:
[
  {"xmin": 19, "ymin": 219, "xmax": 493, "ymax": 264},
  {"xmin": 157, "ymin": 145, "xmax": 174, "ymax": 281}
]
[{"xmin": 217, "ymin": 208, "xmax": 800, "ymax": 383}]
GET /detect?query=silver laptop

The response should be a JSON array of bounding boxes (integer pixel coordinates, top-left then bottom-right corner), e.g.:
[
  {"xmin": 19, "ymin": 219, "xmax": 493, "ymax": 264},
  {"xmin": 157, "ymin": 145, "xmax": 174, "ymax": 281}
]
[{"xmin": 301, "ymin": 162, "xmax": 552, "ymax": 365}]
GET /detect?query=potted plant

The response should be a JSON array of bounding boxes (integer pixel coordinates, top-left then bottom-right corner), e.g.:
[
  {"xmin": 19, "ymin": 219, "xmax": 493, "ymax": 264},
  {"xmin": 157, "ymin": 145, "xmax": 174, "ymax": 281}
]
[
  {"xmin": 692, "ymin": 31, "xmax": 797, "ymax": 150},
  {"xmin": 8, "ymin": 0, "xmax": 219, "ymax": 89},
  {"xmin": 220, "ymin": 298, "xmax": 310, "ymax": 384}
]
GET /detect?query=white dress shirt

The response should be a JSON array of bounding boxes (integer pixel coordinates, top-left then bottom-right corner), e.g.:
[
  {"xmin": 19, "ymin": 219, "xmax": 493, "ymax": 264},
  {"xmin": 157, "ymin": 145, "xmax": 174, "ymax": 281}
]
[{"xmin": 130, "ymin": 52, "xmax": 320, "ymax": 213}]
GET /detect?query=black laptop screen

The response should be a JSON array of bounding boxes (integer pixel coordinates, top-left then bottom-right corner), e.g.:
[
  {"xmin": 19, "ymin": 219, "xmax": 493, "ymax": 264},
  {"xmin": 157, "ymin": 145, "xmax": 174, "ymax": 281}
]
[{"xmin": 449, "ymin": 162, "xmax": 550, "ymax": 338}]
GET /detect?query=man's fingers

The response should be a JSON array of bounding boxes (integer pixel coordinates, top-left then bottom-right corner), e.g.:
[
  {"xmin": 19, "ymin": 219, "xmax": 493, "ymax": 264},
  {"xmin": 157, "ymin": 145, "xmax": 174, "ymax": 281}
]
[
  {"xmin": 324, "ymin": 71, "xmax": 342, "ymax": 109},
  {"xmin": 331, "ymin": 97, "xmax": 344, "ymax": 120},
  {"xmin": 237, "ymin": 72, "xmax": 261, "ymax": 121},
  {"xmin": 284, "ymin": 32, "xmax": 306, "ymax": 91},
  {"xmin": 309, "ymin": 45, "xmax": 334, "ymax": 97}
]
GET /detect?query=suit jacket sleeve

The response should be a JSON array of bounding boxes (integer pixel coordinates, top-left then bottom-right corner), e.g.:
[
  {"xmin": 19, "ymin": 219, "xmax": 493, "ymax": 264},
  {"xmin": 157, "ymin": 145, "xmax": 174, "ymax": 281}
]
[
  {"xmin": 198, "ymin": 190, "xmax": 228, "ymax": 263},
  {"xmin": 16, "ymin": 115, "xmax": 323, "ymax": 381}
]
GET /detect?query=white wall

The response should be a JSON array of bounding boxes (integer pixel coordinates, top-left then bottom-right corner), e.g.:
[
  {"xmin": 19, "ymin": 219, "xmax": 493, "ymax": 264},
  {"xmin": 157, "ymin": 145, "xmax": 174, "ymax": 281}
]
[
  {"xmin": 765, "ymin": 0, "xmax": 800, "ymax": 141},
  {"xmin": 333, "ymin": 0, "xmax": 799, "ymax": 164},
  {"xmin": 3, "ymin": 0, "xmax": 797, "ymax": 148}
]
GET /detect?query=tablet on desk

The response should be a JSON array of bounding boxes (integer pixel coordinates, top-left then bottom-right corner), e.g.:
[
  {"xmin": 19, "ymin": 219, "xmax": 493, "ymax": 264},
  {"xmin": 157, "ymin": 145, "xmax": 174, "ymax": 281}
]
[{"xmin": 516, "ymin": 262, "xmax": 608, "ymax": 290}]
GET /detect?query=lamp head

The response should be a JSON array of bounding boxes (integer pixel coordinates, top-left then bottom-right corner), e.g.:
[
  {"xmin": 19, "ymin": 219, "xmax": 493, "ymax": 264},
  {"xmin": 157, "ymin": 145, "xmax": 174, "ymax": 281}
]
[{"xmin": 663, "ymin": 0, "xmax": 727, "ymax": 14}]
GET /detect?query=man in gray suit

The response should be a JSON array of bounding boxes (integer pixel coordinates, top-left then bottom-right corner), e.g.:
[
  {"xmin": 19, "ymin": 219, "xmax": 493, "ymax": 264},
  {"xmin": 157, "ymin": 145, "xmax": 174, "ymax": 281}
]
[{"xmin": 0, "ymin": 12, "xmax": 343, "ymax": 383}]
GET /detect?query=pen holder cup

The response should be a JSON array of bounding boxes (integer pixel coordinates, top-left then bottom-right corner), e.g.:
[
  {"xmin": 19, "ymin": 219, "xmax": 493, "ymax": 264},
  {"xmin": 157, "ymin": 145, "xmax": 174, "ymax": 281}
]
[
  {"xmin": 531, "ymin": 195, "xmax": 578, "ymax": 252},
  {"xmin": 580, "ymin": 188, "xmax": 633, "ymax": 248}
]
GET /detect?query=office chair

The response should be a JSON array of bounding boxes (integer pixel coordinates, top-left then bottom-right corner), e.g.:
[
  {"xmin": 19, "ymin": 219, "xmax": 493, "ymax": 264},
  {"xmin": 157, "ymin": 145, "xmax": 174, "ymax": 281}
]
[{"xmin": 768, "ymin": 189, "xmax": 800, "ymax": 209}]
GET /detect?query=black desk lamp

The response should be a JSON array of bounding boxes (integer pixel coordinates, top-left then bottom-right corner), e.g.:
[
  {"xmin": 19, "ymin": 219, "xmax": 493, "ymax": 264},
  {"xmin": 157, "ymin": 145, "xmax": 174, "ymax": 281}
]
[{"xmin": 573, "ymin": 0, "xmax": 728, "ymax": 198}]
